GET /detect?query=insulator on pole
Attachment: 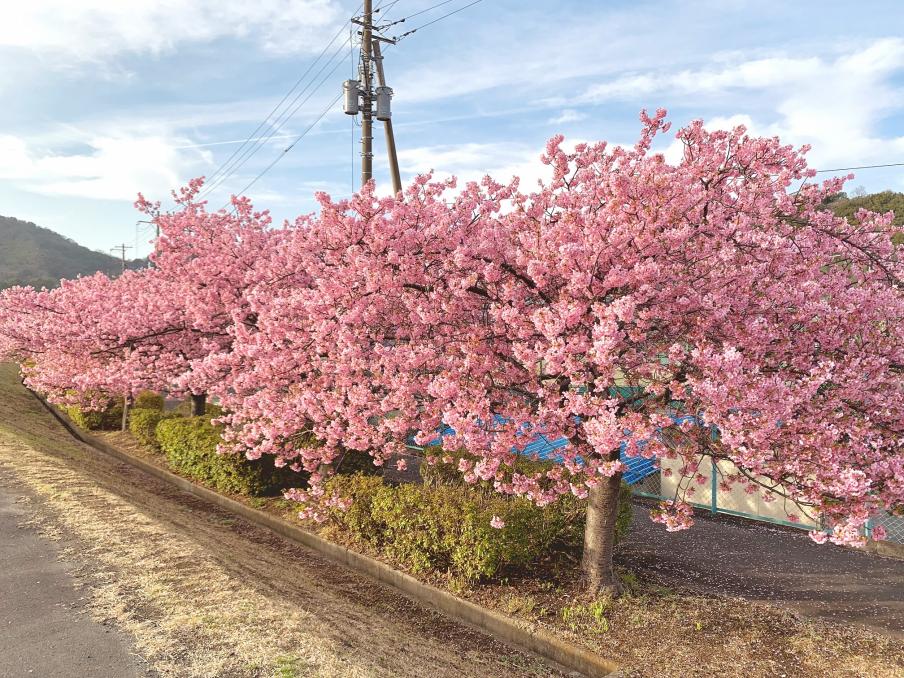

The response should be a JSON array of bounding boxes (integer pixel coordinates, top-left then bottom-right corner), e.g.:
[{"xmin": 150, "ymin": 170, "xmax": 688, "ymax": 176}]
[
  {"xmin": 375, "ymin": 86, "xmax": 393, "ymax": 121},
  {"xmin": 343, "ymin": 79, "xmax": 360, "ymax": 115}
]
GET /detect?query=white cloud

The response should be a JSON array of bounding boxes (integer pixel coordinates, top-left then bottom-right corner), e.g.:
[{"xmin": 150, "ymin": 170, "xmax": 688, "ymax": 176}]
[
  {"xmin": 548, "ymin": 109, "xmax": 588, "ymax": 125},
  {"xmin": 582, "ymin": 39, "xmax": 904, "ymax": 170},
  {"xmin": 0, "ymin": 133, "xmax": 209, "ymax": 201},
  {"xmin": 0, "ymin": 0, "xmax": 344, "ymax": 60}
]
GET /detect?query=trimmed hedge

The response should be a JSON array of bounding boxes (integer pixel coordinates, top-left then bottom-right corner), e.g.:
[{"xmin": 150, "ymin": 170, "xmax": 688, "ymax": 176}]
[
  {"xmin": 128, "ymin": 407, "xmax": 180, "ymax": 449},
  {"xmin": 65, "ymin": 399, "xmax": 124, "ymax": 431},
  {"xmin": 323, "ymin": 472, "xmax": 592, "ymax": 582},
  {"xmin": 155, "ymin": 417, "xmax": 304, "ymax": 497},
  {"xmin": 134, "ymin": 391, "xmax": 165, "ymax": 411},
  {"xmin": 419, "ymin": 448, "xmax": 633, "ymax": 544}
]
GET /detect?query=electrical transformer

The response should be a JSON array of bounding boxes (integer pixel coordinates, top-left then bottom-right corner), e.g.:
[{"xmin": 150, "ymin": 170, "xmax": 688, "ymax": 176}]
[
  {"xmin": 375, "ymin": 86, "xmax": 393, "ymax": 121},
  {"xmin": 343, "ymin": 80, "xmax": 360, "ymax": 115}
]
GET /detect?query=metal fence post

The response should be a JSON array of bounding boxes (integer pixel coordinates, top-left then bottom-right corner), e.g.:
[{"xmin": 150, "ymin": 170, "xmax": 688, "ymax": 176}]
[{"xmin": 710, "ymin": 457, "xmax": 718, "ymax": 515}]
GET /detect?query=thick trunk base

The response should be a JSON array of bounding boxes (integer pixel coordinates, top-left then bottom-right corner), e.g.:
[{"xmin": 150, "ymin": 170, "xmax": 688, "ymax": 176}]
[
  {"xmin": 581, "ymin": 471, "xmax": 624, "ymax": 598},
  {"xmin": 190, "ymin": 393, "xmax": 207, "ymax": 417}
]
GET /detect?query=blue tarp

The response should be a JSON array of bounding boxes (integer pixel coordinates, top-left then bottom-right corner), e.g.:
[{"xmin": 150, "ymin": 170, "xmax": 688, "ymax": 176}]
[{"xmin": 411, "ymin": 407, "xmax": 712, "ymax": 485}]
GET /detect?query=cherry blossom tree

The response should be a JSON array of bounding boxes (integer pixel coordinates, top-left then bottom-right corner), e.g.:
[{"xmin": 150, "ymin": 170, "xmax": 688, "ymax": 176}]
[
  {"xmin": 225, "ymin": 111, "xmax": 902, "ymax": 595},
  {"xmin": 0, "ymin": 180, "xmax": 288, "ymax": 419},
  {"xmin": 0, "ymin": 270, "xmax": 192, "ymax": 412}
]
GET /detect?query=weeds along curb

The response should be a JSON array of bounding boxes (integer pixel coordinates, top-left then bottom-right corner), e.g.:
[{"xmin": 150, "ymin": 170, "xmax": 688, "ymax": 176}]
[{"xmin": 27, "ymin": 387, "xmax": 620, "ymax": 678}]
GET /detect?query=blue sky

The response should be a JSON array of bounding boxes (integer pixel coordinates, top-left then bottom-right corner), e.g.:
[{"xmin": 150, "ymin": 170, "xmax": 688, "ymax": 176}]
[{"xmin": 1, "ymin": 0, "xmax": 903, "ymax": 258}]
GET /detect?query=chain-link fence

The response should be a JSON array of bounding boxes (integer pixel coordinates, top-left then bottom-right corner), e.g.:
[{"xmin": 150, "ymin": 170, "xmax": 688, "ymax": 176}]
[
  {"xmin": 866, "ymin": 511, "xmax": 904, "ymax": 544},
  {"xmin": 629, "ymin": 461, "xmax": 904, "ymax": 545}
]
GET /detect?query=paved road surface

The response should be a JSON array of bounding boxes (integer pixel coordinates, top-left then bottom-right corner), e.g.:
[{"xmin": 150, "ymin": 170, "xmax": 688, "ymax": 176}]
[{"xmin": 0, "ymin": 484, "xmax": 147, "ymax": 678}]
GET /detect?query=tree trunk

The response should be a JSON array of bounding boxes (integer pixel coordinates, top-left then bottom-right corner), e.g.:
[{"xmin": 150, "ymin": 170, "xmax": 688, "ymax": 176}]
[
  {"xmin": 581, "ymin": 469, "xmax": 624, "ymax": 597},
  {"xmin": 190, "ymin": 393, "xmax": 207, "ymax": 417},
  {"xmin": 121, "ymin": 394, "xmax": 130, "ymax": 432}
]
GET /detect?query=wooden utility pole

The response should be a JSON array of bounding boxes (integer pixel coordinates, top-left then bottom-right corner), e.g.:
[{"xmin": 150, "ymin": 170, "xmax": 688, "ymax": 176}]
[
  {"xmin": 346, "ymin": 2, "xmax": 400, "ymax": 192},
  {"xmin": 110, "ymin": 243, "xmax": 131, "ymax": 274},
  {"xmin": 360, "ymin": 0, "xmax": 374, "ymax": 188},
  {"xmin": 372, "ymin": 41, "xmax": 402, "ymax": 195}
]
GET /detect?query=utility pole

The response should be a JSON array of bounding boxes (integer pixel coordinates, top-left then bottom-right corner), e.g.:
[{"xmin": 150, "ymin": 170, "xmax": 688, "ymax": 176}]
[
  {"xmin": 345, "ymin": 1, "xmax": 401, "ymax": 193},
  {"xmin": 110, "ymin": 244, "xmax": 131, "ymax": 274},
  {"xmin": 372, "ymin": 41, "xmax": 402, "ymax": 195},
  {"xmin": 360, "ymin": 0, "xmax": 374, "ymax": 188}
]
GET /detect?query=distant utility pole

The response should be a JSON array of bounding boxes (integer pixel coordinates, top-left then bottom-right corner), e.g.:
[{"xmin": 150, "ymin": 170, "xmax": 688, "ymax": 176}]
[
  {"xmin": 345, "ymin": 0, "xmax": 402, "ymax": 193},
  {"xmin": 136, "ymin": 219, "xmax": 158, "ymax": 268},
  {"xmin": 110, "ymin": 244, "xmax": 132, "ymax": 274}
]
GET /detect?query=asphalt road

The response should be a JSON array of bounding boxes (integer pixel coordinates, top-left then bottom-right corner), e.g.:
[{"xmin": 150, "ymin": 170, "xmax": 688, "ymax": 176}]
[{"xmin": 0, "ymin": 484, "xmax": 147, "ymax": 678}]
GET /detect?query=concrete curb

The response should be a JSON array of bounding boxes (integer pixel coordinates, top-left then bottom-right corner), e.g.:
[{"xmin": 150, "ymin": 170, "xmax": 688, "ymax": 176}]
[{"xmin": 27, "ymin": 388, "xmax": 620, "ymax": 678}]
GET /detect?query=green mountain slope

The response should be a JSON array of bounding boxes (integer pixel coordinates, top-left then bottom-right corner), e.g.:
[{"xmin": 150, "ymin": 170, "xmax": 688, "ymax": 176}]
[
  {"xmin": 825, "ymin": 191, "xmax": 904, "ymax": 245},
  {"xmin": 0, "ymin": 215, "xmax": 143, "ymax": 290}
]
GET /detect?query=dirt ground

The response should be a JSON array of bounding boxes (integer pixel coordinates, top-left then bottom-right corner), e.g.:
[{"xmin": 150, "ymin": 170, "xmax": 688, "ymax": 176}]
[
  {"xmin": 0, "ymin": 365, "xmax": 563, "ymax": 678},
  {"xmin": 620, "ymin": 502, "xmax": 904, "ymax": 636}
]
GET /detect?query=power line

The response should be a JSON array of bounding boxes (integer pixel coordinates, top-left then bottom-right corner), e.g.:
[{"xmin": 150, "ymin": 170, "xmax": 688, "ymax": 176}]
[
  {"xmin": 815, "ymin": 162, "xmax": 904, "ymax": 174},
  {"xmin": 219, "ymin": 89, "xmax": 345, "ymax": 211},
  {"xmin": 200, "ymin": 37, "xmax": 351, "ymax": 200},
  {"xmin": 380, "ymin": 0, "xmax": 456, "ymax": 28},
  {"xmin": 395, "ymin": 0, "xmax": 483, "ymax": 39},
  {"xmin": 199, "ymin": 22, "xmax": 354, "ymax": 195},
  {"xmin": 198, "ymin": 4, "xmax": 364, "ymax": 199}
]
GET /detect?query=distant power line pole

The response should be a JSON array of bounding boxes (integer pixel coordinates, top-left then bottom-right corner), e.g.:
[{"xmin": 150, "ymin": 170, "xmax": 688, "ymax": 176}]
[
  {"xmin": 110, "ymin": 244, "xmax": 132, "ymax": 274},
  {"xmin": 345, "ymin": 0, "xmax": 402, "ymax": 193}
]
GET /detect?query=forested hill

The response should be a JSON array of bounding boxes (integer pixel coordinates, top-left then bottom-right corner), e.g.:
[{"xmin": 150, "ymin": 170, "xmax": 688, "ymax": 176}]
[
  {"xmin": 0, "ymin": 215, "xmax": 144, "ymax": 290},
  {"xmin": 823, "ymin": 191, "xmax": 904, "ymax": 244}
]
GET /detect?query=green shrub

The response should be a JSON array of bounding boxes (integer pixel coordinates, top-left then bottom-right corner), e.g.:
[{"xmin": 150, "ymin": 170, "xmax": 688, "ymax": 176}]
[
  {"xmin": 156, "ymin": 417, "xmax": 305, "ymax": 496},
  {"xmin": 128, "ymin": 407, "xmax": 180, "ymax": 449},
  {"xmin": 133, "ymin": 391, "xmax": 165, "ymax": 411},
  {"xmin": 323, "ymin": 472, "xmax": 591, "ymax": 582},
  {"xmin": 65, "ymin": 398, "xmax": 124, "ymax": 431},
  {"xmin": 420, "ymin": 446, "xmax": 555, "ymax": 488},
  {"xmin": 420, "ymin": 447, "xmax": 633, "ymax": 546}
]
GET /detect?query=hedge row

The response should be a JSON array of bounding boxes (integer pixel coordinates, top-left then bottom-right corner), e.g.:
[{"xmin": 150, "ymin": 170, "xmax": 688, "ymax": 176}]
[
  {"xmin": 155, "ymin": 416, "xmax": 302, "ymax": 497},
  {"xmin": 65, "ymin": 399, "xmax": 123, "ymax": 431},
  {"xmin": 65, "ymin": 389, "xmax": 162, "ymax": 431},
  {"xmin": 128, "ymin": 407, "xmax": 181, "ymax": 449},
  {"xmin": 323, "ymin": 467, "xmax": 631, "ymax": 582},
  {"xmin": 419, "ymin": 447, "xmax": 633, "ymax": 549},
  {"xmin": 65, "ymin": 390, "xmax": 634, "ymax": 582}
]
